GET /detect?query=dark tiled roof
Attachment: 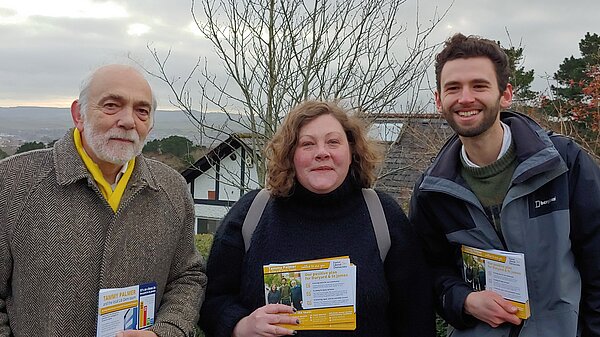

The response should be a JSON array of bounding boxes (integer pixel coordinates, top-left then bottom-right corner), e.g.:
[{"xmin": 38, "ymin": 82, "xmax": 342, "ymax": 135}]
[{"xmin": 375, "ymin": 115, "xmax": 454, "ymax": 202}]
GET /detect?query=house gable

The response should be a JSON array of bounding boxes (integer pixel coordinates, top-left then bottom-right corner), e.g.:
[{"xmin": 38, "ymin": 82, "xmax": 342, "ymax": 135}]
[{"xmin": 182, "ymin": 134, "xmax": 261, "ymax": 233}]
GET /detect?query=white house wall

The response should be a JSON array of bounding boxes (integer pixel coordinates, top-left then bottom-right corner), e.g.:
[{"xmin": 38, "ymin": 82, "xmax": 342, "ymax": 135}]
[
  {"xmin": 192, "ymin": 165, "xmax": 218, "ymax": 199},
  {"xmin": 218, "ymin": 150, "xmax": 243, "ymax": 201},
  {"xmin": 246, "ymin": 163, "xmax": 260, "ymax": 189},
  {"xmin": 187, "ymin": 143, "xmax": 261, "ymax": 233},
  {"xmin": 194, "ymin": 203, "xmax": 230, "ymax": 220}
]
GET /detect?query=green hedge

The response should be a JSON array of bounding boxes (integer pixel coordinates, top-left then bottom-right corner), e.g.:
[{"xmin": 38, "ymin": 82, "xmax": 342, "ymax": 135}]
[
  {"xmin": 195, "ymin": 234, "xmax": 214, "ymax": 260},
  {"xmin": 195, "ymin": 234, "xmax": 213, "ymax": 337}
]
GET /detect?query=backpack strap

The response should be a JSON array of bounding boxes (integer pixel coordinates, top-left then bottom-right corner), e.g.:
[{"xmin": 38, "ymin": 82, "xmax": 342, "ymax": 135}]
[
  {"xmin": 362, "ymin": 188, "xmax": 390, "ymax": 262},
  {"xmin": 241, "ymin": 188, "xmax": 391, "ymax": 262},
  {"xmin": 242, "ymin": 189, "xmax": 271, "ymax": 252}
]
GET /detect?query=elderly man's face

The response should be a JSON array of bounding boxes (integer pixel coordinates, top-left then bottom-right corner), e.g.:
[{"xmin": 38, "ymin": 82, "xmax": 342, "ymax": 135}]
[{"xmin": 78, "ymin": 65, "xmax": 153, "ymax": 166}]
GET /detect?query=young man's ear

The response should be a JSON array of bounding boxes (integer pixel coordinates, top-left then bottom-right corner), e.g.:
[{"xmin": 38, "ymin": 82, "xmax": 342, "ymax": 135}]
[
  {"xmin": 70, "ymin": 100, "xmax": 84, "ymax": 132},
  {"xmin": 434, "ymin": 91, "xmax": 442, "ymax": 113},
  {"xmin": 500, "ymin": 83, "xmax": 513, "ymax": 109}
]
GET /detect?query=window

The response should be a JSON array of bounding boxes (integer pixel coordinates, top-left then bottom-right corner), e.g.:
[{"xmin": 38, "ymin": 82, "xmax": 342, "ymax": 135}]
[
  {"xmin": 196, "ymin": 218, "xmax": 220, "ymax": 234},
  {"xmin": 207, "ymin": 190, "xmax": 216, "ymax": 200}
]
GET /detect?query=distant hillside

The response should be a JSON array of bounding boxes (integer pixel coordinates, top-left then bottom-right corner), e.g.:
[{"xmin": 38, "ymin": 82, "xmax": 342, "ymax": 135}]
[{"xmin": 0, "ymin": 106, "xmax": 249, "ymax": 146}]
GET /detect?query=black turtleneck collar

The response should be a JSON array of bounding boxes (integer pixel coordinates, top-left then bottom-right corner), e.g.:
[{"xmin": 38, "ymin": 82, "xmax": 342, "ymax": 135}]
[{"xmin": 284, "ymin": 175, "xmax": 362, "ymax": 209}]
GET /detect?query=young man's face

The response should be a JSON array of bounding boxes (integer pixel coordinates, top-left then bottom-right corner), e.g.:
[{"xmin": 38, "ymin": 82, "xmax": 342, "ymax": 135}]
[{"xmin": 435, "ymin": 57, "xmax": 512, "ymax": 139}]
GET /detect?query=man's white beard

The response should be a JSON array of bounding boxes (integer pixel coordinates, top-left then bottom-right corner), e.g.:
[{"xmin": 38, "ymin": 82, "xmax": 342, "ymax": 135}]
[{"xmin": 83, "ymin": 118, "xmax": 143, "ymax": 165}]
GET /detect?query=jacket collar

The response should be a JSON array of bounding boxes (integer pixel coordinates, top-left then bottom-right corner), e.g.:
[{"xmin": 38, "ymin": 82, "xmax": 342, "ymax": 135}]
[
  {"xmin": 53, "ymin": 128, "xmax": 160, "ymax": 191},
  {"xmin": 428, "ymin": 110, "xmax": 562, "ymax": 182}
]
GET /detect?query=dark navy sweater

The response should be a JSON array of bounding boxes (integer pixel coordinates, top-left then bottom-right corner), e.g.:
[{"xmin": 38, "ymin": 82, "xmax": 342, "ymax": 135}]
[{"xmin": 199, "ymin": 178, "xmax": 435, "ymax": 337}]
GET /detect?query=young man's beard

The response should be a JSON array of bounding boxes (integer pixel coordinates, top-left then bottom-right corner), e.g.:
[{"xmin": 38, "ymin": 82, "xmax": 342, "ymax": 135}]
[
  {"xmin": 443, "ymin": 99, "xmax": 501, "ymax": 138},
  {"xmin": 83, "ymin": 118, "xmax": 143, "ymax": 165}
]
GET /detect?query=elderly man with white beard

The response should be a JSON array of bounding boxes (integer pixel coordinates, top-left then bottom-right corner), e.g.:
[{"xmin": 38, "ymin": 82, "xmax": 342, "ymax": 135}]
[{"xmin": 0, "ymin": 64, "xmax": 206, "ymax": 337}]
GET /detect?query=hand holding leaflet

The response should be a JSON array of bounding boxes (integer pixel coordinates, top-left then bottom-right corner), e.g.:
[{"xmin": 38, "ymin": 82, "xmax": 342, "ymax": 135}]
[
  {"xmin": 232, "ymin": 304, "xmax": 298, "ymax": 337},
  {"xmin": 461, "ymin": 245, "xmax": 530, "ymax": 320},
  {"xmin": 464, "ymin": 290, "xmax": 522, "ymax": 327},
  {"xmin": 263, "ymin": 257, "xmax": 357, "ymax": 331}
]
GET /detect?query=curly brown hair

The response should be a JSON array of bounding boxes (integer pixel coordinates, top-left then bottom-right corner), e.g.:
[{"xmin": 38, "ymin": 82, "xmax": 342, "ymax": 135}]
[
  {"xmin": 265, "ymin": 100, "xmax": 383, "ymax": 197},
  {"xmin": 435, "ymin": 33, "xmax": 510, "ymax": 94}
]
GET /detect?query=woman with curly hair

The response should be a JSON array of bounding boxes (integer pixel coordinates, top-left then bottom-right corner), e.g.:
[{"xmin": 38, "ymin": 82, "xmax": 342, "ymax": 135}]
[{"xmin": 199, "ymin": 100, "xmax": 435, "ymax": 337}]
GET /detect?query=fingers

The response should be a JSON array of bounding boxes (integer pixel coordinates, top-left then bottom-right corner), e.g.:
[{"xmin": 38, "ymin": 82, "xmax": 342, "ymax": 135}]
[
  {"xmin": 464, "ymin": 291, "xmax": 522, "ymax": 327},
  {"xmin": 268, "ymin": 313, "xmax": 300, "ymax": 326},
  {"xmin": 264, "ymin": 323, "xmax": 297, "ymax": 336},
  {"xmin": 496, "ymin": 297, "xmax": 517, "ymax": 314},
  {"xmin": 259, "ymin": 306, "xmax": 300, "ymax": 329},
  {"xmin": 494, "ymin": 298, "xmax": 522, "ymax": 326},
  {"xmin": 233, "ymin": 305, "xmax": 300, "ymax": 337},
  {"xmin": 263, "ymin": 303, "xmax": 296, "ymax": 314}
]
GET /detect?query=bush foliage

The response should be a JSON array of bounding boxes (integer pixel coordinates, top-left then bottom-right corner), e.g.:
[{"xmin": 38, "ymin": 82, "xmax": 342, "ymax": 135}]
[{"xmin": 195, "ymin": 234, "xmax": 214, "ymax": 260}]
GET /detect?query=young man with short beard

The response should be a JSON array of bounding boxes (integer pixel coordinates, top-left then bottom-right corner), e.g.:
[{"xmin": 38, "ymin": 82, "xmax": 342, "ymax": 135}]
[
  {"xmin": 0, "ymin": 64, "xmax": 206, "ymax": 337},
  {"xmin": 410, "ymin": 33, "xmax": 600, "ymax": 337}
]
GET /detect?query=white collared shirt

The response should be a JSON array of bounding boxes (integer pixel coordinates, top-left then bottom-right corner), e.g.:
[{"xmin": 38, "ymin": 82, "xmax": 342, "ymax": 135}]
[
  {"xmin": 111, "ymin": 161, "xmax": 129, "ymax": 190},
  {"xmin": 461, "ymin": 122, "xmax": 512, "ymax": 168},
  {"xmin": 82, "ymin": 147, "xmax": 129, "ymax": 191}
]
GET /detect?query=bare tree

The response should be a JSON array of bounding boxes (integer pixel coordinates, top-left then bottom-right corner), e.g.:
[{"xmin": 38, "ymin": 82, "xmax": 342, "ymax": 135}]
[{"xmin": 143, "ymin": 0, "xmax": 451, "ymax": 189}]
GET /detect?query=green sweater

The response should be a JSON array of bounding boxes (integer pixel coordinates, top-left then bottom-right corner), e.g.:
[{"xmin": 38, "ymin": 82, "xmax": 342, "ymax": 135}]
[{"xmin": 460, "ymin": 143, "xmax": 517, "ymax": 241}]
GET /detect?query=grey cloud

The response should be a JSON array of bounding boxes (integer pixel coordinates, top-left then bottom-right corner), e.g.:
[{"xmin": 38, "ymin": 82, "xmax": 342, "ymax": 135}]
[
  {"xmin": 1, "ymin": 0, "xmax": 599, "ymax": 108},
  {"xmin": 420, "ymin": 0, "xmax": 599, "ymax": 93}
]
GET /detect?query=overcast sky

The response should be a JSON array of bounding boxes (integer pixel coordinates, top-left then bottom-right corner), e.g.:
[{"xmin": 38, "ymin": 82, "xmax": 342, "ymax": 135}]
[{"xmin": 1, "ymin": 0, "xmax": 598, "ymax": 110}]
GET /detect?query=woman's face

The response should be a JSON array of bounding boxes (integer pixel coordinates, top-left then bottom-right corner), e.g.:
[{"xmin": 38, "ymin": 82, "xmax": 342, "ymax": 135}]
[
  {"xmin": 293, "ymin": 114, "xmax": 351, "ymax": 194},
  {"xmin": 271, "ymin": 284, "xmax": 277, "ymax": 291}
]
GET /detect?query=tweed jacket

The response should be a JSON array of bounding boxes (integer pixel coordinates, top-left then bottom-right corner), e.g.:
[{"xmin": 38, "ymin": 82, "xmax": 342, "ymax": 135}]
[{"xmin": 0, "ymin": 130, "xmax": 207, "ymax": 337}]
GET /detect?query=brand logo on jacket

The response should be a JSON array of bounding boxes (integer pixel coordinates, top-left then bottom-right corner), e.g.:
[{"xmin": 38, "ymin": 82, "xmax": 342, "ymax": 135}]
[
  {"xmin": 528, "ymin": 180, "xmax": 567, "ymax": 218},
  {"xmin": 535, "ymin": 196, "xmax": 557, "ymax": 209}
]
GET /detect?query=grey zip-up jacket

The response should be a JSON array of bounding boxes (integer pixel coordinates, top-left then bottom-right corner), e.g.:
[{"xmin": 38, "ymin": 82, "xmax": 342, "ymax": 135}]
[
  {"xmin": 0, "ymin": 130, "xmax": 207, "ymax": 336},
  {"xmin": 410, "ymin": 111, "xmax": 600, "ymax": 337}
]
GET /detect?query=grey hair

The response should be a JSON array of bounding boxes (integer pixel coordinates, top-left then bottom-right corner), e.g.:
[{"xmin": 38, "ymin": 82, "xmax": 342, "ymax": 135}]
[{"xmin": 77, "ymin": 65, "xmax": 158, "ymax": 122}]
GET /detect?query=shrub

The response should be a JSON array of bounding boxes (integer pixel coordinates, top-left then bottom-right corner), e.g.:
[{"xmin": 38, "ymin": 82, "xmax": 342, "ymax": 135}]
[
  {"xmin": 436, "ymin": 315, "xmax": 448, "ymax": 336},
  {"xmin": 195, "ymin": 234, "xmax": 214, "ymax": 260},
  {"xmin": 195, "ymin": 234, "xmax": 213, "ymax": 337}
]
